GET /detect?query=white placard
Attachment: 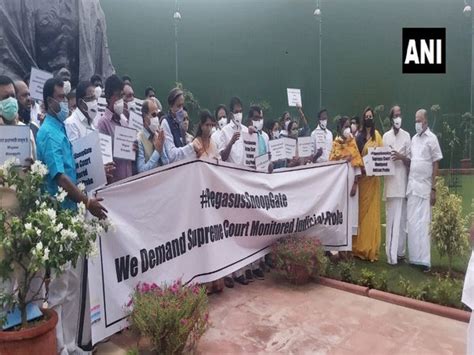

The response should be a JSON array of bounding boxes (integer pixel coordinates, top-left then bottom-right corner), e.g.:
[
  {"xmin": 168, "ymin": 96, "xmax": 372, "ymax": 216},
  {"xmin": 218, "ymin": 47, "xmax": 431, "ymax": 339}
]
[
  {"xmin": 242, "ymin": 132, "xmax": 258, "ymax": 167},
  {"xmin": 113, "ymin": 126, "xmax": 136, "ymax": 161},
  {"xmin": 314, "ymin": 130, "xmax": 326, "ymax": 145},
  {"xmin": 128, "ymin": 111, "xmax": 143, "ymax": 132},
  {"xmin": 72, "ymin": 132, "xmax": 107, "ymax": 192},
  {"xmin": 0, "ymin": 126, "xmax": 31, "ymax": 165},
  {"xmin": 283, "ymin": 137, "xmax": 297, "ymax": 160},
  {"xmin": 99, "ymin": 133, "xmax": 113, "ymax": 165},
  {"xmin": 89, "ymin": 159, "xmax": 351, "ymax": 344},
  {"xmin": 268, "ymin": 139, "xmax": 286, "ymax": 162},
  {"xmin": 29, "ymin": 68, "xmax": 53, "ymax": 101},
  {"xmin": 287, "ymin": 88, "xmax": 302, "ymax": 107},
  {"xmin": 298, "ymin": 136, "xmax": 314, "ymax": 158},
  {"xmin": 364, "ymin": 147, "xmax": 394, "ymax": 176},
  {"xmin": 97, "ymin": 97, "xmax": 107, "ymax": 115},
  {"xmin": 255, "ymin": 153, "xmax": 270, "ymax": 172}
]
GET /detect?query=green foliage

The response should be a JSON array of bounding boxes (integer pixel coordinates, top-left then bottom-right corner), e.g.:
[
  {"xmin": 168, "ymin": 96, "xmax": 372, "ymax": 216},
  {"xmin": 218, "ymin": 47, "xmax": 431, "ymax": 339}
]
[
  {"xmin": 374, "ymin": 271, "xmax": 388, "ymax": 291},
  {"xmin": 0, "ymin": 159, "xmax": 110, "ymax": 328},
  {"xmin": 338, "ymin": 260, "xmax": 355, "ymax": 283},
  {"xmin": 128, "ymin": 280, "xmax": 209, "ymax": 354},
  {"xmin": 358, "ymin": 268, "xmax": 377, "ymax": 288},
  {"xmin": 431, "ymin": 178, "xmax": 470, "ymax": 273},
  {"xmin": 461, "ymin": 112, "xmax": 473, "ymax": 159},
  {"xmin": 272, "ymin": 236, "xmax": 328, "ymax": 282}
]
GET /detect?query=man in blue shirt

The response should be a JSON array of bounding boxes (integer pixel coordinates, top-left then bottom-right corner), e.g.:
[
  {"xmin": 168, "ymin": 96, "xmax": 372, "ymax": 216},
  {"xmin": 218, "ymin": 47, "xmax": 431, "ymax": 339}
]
[{"xmin": 36, "ymin": 77, "xmax": 107, "ymax": 355}]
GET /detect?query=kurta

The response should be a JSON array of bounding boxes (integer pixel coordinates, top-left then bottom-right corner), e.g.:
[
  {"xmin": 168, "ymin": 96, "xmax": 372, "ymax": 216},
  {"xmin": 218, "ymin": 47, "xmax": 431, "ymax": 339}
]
[{"xmin": 353, "ymin": 130, "xmax": 383, "ymax": 261}]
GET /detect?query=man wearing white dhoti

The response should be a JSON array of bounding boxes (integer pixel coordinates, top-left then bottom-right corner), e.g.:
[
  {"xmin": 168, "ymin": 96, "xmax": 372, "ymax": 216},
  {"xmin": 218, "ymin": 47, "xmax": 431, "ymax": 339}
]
[
  {"xmin": 383, "ymin": 106, "xmax": 411, "ymax": 265},
  {"xmin": 406, "ymin": 109, "xmax": 442, "ymax": 271},
  {"xmin": 462, "ymin": 224, "xmax": 474, "ymax": 355}
]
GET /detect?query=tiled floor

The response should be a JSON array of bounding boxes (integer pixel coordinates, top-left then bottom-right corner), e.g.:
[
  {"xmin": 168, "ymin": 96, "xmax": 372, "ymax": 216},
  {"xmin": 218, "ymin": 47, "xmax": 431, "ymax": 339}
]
[{"xmin": 96, "ymin": 275, "xmax": 468, "ymax": 354}]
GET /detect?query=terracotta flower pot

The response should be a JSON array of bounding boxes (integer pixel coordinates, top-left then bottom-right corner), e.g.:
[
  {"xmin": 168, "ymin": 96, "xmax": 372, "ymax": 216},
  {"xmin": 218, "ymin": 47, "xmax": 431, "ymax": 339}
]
[
  {"xmin": 287, "ymin": 264, "xmax": 311, "ymax": 285},
  {"xmin": 0, "ymin": 308, "xmax": 58, "ymax": 355}
]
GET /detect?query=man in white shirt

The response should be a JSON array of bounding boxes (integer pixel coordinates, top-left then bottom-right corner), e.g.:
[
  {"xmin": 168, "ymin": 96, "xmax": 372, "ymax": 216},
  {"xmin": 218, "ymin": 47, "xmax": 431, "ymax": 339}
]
[
  {"xmin": 311, "ymin": 109, "xmax": 332, "ymax": 162},
  {"xmin": 160, "ymin": 88, "xmax": 197, "ymax": 163},
  {"xmin": 406, "ymin": 109, "xmax": 443, "ymax": 271},
  {"xmin": 219, "ymin": 97, "xmax": 248, "ymax": 166},
  {"xmin": 65, "ymin": 81, "xmax": 99, "ymax": 141},
  {"xmin": 383, "ymin": 106, "xmax": 411, "ymax": 265}
]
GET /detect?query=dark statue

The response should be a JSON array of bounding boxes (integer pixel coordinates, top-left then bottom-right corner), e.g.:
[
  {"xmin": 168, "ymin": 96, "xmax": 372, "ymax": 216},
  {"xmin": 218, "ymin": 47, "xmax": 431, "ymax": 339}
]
[{"xmin": 0, "ymin": 0, "xmax": 115, "ymax": 83}]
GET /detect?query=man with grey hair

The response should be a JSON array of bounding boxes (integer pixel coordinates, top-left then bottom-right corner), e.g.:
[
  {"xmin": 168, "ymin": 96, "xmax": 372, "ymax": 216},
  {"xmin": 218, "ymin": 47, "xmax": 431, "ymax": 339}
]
[{"xmin": 406, "ymin": 109, "xmax": 443, "ymax": 272}]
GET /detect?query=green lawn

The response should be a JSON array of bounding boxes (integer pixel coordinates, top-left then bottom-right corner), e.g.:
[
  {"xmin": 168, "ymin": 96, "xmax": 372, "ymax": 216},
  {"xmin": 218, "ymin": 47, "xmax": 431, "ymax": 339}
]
[{"xmin": 328, "ymin": 174, "xmax": 473, "ymax": 308}]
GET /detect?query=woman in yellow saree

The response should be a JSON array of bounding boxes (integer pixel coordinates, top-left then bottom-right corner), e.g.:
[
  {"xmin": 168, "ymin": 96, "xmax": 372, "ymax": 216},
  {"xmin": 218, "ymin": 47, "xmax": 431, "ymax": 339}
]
[{"xmin": 354, "ymin": 107, "xmax": 383, "ymax": 261}]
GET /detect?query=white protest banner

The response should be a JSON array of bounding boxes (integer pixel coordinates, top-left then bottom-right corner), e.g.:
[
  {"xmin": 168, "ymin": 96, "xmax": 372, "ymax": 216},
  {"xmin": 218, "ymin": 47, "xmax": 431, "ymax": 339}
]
[
  {"xmin": 242, "ymin": 132, "xmax": 258, "ymax": 167},
  {"xmin": 363, "ymin": 154, "xmax": 373, "ymax": 175},
  {"xmin": 283, "ymin": 137, "xmax": 297, "ymax": 159},
  {"xmin": 128, "ymin": 111, "xmax": 143, "ymax": 132},
  {"xmin": 287, "ymin": 88, "xmax": 302, "ymax": 107},
  {"xmin": 365, "ymin": 147, "xmax": 394, "ymax": 176},
  {"xmin": 113, "ymin": 126, "xmax": 136, "ymax": 161},
  {"xmin": 97, "ymin": 97, "xmax": 107, "ymax": 115},
  {"xmin": 0, "ymin": 126, "xmax": 30, "ymax": 165},
  {"xmin": 99, "ymin": 134, "xmax": 113, "ymax": 164},
  {"xmin": 29, "ymin": 68, "xmax": 53, "ymax": 101},
  {"xmin": 88, "ymin": 159, "xmax": 350, "ymax": 344},
  {"xmin": 72, "ymin": 132, "xmax": 107, "ymax": 192},
  {"xmin": 298, "ymin": 136, "xmax": 314, "ymax": 158},
  {"xmin": 268, "ymin": 139, "xmax": 286, "ymax": 162},
  {"xmin": 255, "ymin": 153, "xmax": 270, "ymax": 172}
]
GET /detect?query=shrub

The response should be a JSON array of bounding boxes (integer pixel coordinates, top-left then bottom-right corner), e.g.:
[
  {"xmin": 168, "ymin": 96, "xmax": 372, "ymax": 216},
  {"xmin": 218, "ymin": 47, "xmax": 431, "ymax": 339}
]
[
  {"xmin": 431, "ymin": 177, "xmax": 470, "ymax": 274},
  {"xmin": 358, "ymin": 268, "xmax": 377, "ymax": 288},
  {"xmin": 338, "ymin": 260, "xmax": 355, "ymax": 283},
  {"xmin": 374, "ymin": 271, "xmax": 388, "ymax": 291},
  {"xmin": 272, "ymin": 236, "xmax": 328, "ymax": 284},
  {"xmin": 128, "ymin": 280, "xmax": 209, "ymax": 354}
]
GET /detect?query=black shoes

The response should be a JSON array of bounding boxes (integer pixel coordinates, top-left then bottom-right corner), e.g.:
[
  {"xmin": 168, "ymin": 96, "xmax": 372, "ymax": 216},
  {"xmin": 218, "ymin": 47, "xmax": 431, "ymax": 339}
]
[
  {"xmin": 252, "ymin": 268, "xmax": 265, "ymax": 280},
  {"xmin": 245, "ymin": 269, "xmax": 254, "ymax": 281},
  {"xmin": 224, "ymin": 276, "xmax": 234, "ymax": 288},
  {"xmin": 234, "ymin": 275, "xmax": 249, "ymax": 285}
]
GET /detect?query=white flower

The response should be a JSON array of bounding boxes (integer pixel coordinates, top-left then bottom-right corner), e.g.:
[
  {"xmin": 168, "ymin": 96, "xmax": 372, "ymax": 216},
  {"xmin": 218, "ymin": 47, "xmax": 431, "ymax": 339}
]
[
  {"xmin": 0, "ymin": 158, "xmax": 17, "ymax": 175},
  {"xmin": 78, "ymin": 202, "xmax": 86, "ymax": 216},
  {"xmin": 35, "ymin": 228, "xmax": 41, "ymax": 236},
  {"xmin": 53, "ymin": 222, "xmax": 63, "ymax": 233},
  {"xmin": 9, "ymin": 185, "xmax": 16, "ymax": 192},
  {"xmin": 35, "ymin": 200, "xmax": 40, "ymax": 207},
  {"xmin": 42, "ymin": 247, "xmax": 50, "ymax": 261},
  {"xmin": 77, "ymin": 183, "xmax": 86, "ymax": 192},
  {"xmin": 25, "ymin": 223, "xmax": 32, "ymax": 231},
  {"xmin": 35, "ymin": 241, "xmax": 43, "ymax": 252},
  {"xmin": 44, "ymin": 208, "xmax": 56, "ymax": 221},
  {"xmin": 60, "ymin": 229, "xmax": 77, "ymax": 240},
  {"xmin": 30, "ymin": 161, "xmax": 48, "ymax": 177},
  {"xmin": 55, "ymin": 187, "xmax": 68, "ymax": 203},
  {"xmin": 89, "ymin": 243, "xmax": 99, "ymax": 258}
]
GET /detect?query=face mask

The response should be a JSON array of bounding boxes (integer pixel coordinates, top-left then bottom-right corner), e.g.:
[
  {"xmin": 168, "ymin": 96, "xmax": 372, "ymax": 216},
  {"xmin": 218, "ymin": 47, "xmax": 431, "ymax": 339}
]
[
  {"xmin": 218, "ymin": 117, "xmax": 227, "ymax": 129},
  {"xmin": 83, "ymin": 99, "xmax": 98, "ymax": 121},
  {"xmin": 351, "ymin": 123, "xmax": 357, "ymax": 133},
  {"xmin": 94, "ymin": 86, "xmax": 103, "ymax": 99},
  {"xmin": 415, "ymin": 122, "xmax": 423, "ymax": 135},
  {"xmin": 0, "ymin": 97, "xmax": 19, "ymax": 122},
  {"xmin": 365, "ymin": 118, "xmax": 374, "ymax": 128},
  {"xmin": 211, "ymin": 127, "xmax": 217, "ymax": 135},
  {"xmin": 54, "ymin": 100, "xmax": 69, "ymax": 122},
  {"xmin": 319, "ymin": 119, "xmax": 327, "ymax": 129},
  {"xmin": 252, "ymin": 119, "xmax": 263, "ymax": 131},
  {"xmin": 175, "ymin": 108, "xmax": 185, "ymax": 123},
  {"xmin": 63, "ymin": 80, "xmax": 72, "ymax": 95},
  {"xmin": 393, "ymin": 117, "xmax": 402, "ymax": 129},
  {"xmin": 273, "ymin": 130, "xmax": 281, "ymax": 139},
  {"xmin": 126, "ymin": 99, "xmax": 135, "ymax": 113},
  {"xmin": 113, "ymin": 98, "xmax": 124, "ymax": 116},
  {"xmin": 149, "ymin": 116, "xmax": 160, "ymax": 132},
  {"xmin": 343, "ymin": 127, "xmax": 352, "ymax": 139},
  {"xmin": 233, "ymin": 112, "xmax": 242, "ymax": 126}
]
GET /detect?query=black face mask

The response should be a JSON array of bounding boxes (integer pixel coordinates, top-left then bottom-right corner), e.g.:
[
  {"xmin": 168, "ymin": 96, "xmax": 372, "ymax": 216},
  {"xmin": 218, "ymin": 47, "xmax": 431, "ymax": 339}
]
[
  {"xmin": 365, "ymin": 119, "xmax": 374, "ymax": 128},
  {"xmin": 18, "ymin": 106, "xmax": 31, "ymax": 124}
]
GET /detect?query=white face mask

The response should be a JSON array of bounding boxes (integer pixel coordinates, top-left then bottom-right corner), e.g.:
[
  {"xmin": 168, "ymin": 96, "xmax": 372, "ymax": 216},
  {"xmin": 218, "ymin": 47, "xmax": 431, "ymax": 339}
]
[
  {"xmin": 63, "ymin": 80, "xmax": 72, "ymax": 95},
  {"xmin": 211, "ymin": 127, "xmax": 217, "ymax": 135},
  {"xmin": 319, "ymin": 119, "xmax": 327, "ymax": 129},
  {"xmin": 415, "ymin": 122, "xmax": 423, "ymax": 135},
  {"xmin": 94, "ymin": 86, "xmax": 103, "ymax": 99},
  {"xmin": 218, "ymin": 117, "xmax": 227, "ymax": 129},
  {"xmin": 113, "ymin": 98, "xmax": 124, "ymax": 116},
  {"xmin": 393, "ymin": 117, "xmax": 402, "ymax": 129},
  {"xmin": 252, "ymin": 119, "xmax": 263, "ymax": 131},
  {"xmin": 343, "ymin": 127, "xmax": 352, "ymax": 139},
  {"xmin": 233, "ymin": 112, "xmax": 242, "ymax": 126},
  {"xmin": 273, "ymin": 130, "xmax": 281, "ymax": 139},
  {"xmin": 351, "ymin": 123, "xmax": 357, "ymax": 133},
  {"xmin": 83, "ymin": 99, "xmax": 98, "ymax": 121},
  {"xmin": 149, "ymin": 116, "xmax": 160, "ymax": 132}
]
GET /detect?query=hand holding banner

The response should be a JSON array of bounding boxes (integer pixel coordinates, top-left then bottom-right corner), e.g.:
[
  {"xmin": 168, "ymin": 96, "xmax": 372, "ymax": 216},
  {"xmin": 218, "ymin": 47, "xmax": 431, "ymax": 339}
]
[
  {"xmin": 287, "ymin": 88, "xmax": 302, "ymax": 107},
  {"xmin": 72, "ymin": 132, "xmax": 107, "ymax": 191}
]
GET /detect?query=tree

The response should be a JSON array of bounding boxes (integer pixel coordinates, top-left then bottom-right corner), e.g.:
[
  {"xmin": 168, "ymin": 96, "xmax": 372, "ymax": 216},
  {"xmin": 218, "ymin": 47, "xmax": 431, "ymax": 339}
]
[{"xmin": 431, "ymin": 177, "xmax": 470, "ymax": 275}]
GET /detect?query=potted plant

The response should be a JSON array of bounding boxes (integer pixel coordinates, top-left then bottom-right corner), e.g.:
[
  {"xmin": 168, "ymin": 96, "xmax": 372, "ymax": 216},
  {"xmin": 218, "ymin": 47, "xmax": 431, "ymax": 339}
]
[
  {"xmin": 128, "ymin": 279, "xmax": 209, "ymax": 354},
  {"xmin": 460, "ymin": 112, "xmax": 472, "ymax": 169},
  {"xmin": 271, "ymin": 236, "xmax": 328, "ymax": 285},
  {"xmin": 0, "ymin": 158, "xmax": 110, "ymax": 354}
]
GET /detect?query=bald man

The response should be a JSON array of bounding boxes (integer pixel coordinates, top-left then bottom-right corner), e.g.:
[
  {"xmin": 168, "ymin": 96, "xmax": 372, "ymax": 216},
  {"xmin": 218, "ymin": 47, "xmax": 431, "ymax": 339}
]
[{"xmin": 406, "ymin": 109, "xmax": 443, "ymax": 271}]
